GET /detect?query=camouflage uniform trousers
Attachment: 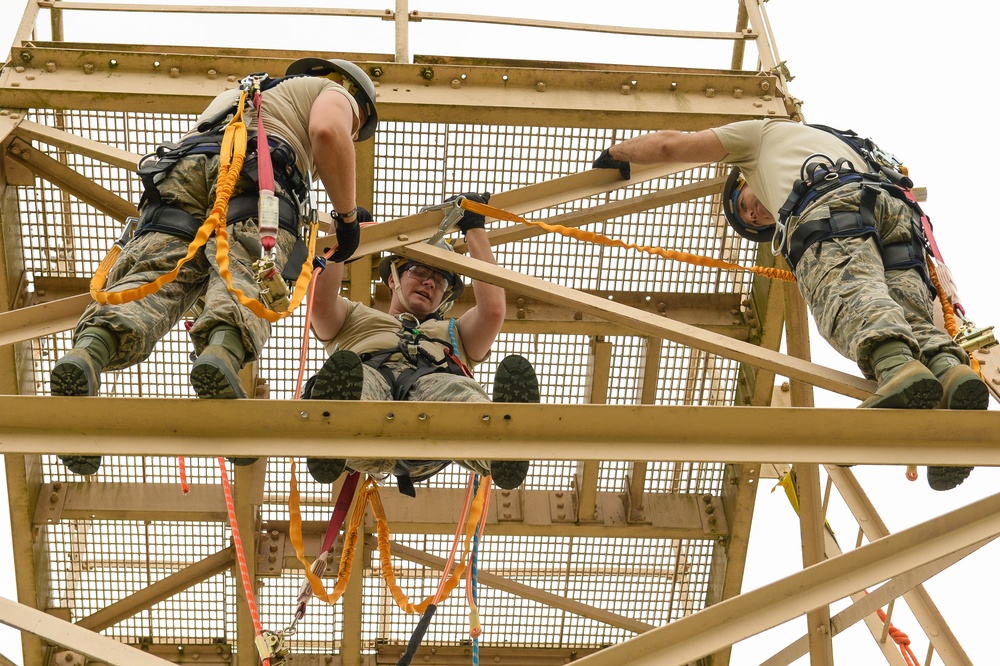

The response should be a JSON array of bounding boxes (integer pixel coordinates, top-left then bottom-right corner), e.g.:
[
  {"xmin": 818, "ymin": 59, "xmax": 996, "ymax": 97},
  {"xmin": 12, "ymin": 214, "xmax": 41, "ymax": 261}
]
[
  {"xmin": 345, "ymin": 359, "xmax": 493, "ymax": 480},
  {"xmin": 77, "ymin": 153, "xmax": 298, "ymax": 370},
  {"xmin": 789, "ymin": 183, "xmax": 967, "ymax": 380}
]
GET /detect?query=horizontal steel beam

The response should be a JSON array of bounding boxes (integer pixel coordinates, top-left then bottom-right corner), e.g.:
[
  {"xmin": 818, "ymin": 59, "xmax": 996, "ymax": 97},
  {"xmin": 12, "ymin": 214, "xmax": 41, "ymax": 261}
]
[
  {"xmin": 0, "ymin": 287, "xmax": 747, "ymax": 347},
  {"xmin": 1, "ymin": 48, "xmax": 784, "ymax": 128},
  {"xmin": 36, "ymin": 481, "xmax": 726, "ymax": 539},
  {"xmin": 1, "ymin": 397, "xmax": 997, "ymax": 467}
]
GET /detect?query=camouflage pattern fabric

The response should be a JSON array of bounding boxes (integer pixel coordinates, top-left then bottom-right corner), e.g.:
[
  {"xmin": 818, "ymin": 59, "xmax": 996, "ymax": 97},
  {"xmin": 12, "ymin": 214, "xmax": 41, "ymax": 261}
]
[
  {"xmin": 346, "ymin": 360, "xmax": 492, "ymax": 479},
  {"xmin": 76, "ymin": 153, "xmax": 298, "ymax": 370},
  {"xmin": 790, "ymin": 184, "xmax": 967, "ymax": 380}
]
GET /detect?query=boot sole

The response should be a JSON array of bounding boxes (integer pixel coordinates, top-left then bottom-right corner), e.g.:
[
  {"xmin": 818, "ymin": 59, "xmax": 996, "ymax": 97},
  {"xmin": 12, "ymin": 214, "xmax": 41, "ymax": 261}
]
[
  {"xmin": 942, "ymin": 374, "xmax": 989, "ymax": 410},
  {"xmin": 59, "ymin": 455, "xmax": 102, "ymax": 475},
  {"xmin": 50, "ymin": 354, "xmax": 99, "ymax": 396},
  {"xmin": 306, "ymin": 457, "xmax": 348, "ymax": 484},
  {"xmin": 490, "ymin": 460, "xmax": 530, "ymax": 489},
  {"xmin": 494, "ymin": 355, "xmax": 540, "ymax": 403},
  {"xmin": 190, "ymin": 356, "xmax": 247, "ymax": 399},
  {"xmin": 311, "ymin": 351, "xmax": 364, "ymax": 401},
  {"xmin": 927, "ymin": 465, "xmax": 974, "ymax": 491},
  {"xmin": 860, "ymin": 376, "xmax": 941, "ymax": 409}
]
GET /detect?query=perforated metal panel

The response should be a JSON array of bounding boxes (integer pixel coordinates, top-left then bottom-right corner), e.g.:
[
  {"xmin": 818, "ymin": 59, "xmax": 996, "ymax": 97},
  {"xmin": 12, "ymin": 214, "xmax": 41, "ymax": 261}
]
[{"xmin": 18, "ymin": 104, "xmax": 752, "ymax": 658}]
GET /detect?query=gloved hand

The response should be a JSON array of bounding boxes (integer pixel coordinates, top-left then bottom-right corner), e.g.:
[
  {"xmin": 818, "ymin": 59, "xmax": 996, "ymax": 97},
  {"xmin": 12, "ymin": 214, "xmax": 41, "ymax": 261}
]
[
  {"xmin": 445, "ymin": 192, "xmax": 491, "ymax": 234},
  {"xmin": 593, "ymin": 148, "xmax": 631, "ymax": 180},
  {"xmin": 356, "ymin": 205, "xmax": 374, "ymax": 224},
  {"xmin": 329, "ymin": 211, "xmax": 361, "ymax": 263}
]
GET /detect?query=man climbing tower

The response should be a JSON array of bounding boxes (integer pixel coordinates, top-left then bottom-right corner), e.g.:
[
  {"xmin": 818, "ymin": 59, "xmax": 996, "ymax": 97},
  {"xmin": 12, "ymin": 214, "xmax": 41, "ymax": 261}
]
[
  {"xmin": 593, "ymin": 119, "xmax": 989, "ymax": 491},
  {"xmin": 51, "ymin": 58, "xmax": 378, "ymax": 475},
  {"xmin": 300, "ymin": 193, "xmax": 537, "ymax": 496}
]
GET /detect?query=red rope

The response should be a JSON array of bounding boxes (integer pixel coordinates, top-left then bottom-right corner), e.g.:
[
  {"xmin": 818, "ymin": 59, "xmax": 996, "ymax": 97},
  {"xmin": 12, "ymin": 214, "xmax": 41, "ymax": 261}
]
[
  {"xmin": 876, "ymin": 607, "xmax": 919, "ymax": 665},
  {"xmin": 178, "ymin": 456, "xmax": 190, "ymax": 495},
  {"xmin": 218, "ymin": 457, "xmax": 269, "ymax": 666},
  {"xmin": 862, "ymin": 590, "xmax": 919, "ymax": 665}
]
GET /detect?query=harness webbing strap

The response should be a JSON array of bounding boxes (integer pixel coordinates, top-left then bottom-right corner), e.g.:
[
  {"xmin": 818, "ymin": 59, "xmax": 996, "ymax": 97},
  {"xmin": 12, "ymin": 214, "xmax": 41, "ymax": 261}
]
[
  {"xmin": 784, "ymin": 185, "xmax": 879, "ymax": 271},
  {"xmin": 91, "ymin": 94, "xmax": 251, "ymax": 306},
  {"xmin": 89, "ymin": 90, "xmax": 321, "ymax": 323}
]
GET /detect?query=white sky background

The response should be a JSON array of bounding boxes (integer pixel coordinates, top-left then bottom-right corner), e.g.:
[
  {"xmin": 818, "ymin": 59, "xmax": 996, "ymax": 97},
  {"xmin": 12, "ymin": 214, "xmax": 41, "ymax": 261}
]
[{"xmin": 1, "ymin": 1, "xmax": 998, "ymax": 664}]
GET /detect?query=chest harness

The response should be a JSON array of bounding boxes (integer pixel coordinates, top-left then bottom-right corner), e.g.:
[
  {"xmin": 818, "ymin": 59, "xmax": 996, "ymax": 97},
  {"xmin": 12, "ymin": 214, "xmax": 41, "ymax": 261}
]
[
  {"xmin": 772, "ymin": 126, "xmax": 935, "ymax": 296},
  {"xmin": 359, "ymin": 314, "xmax": 474, "ymax": 496},
  {"xmin": 359, "ymin": 313, "xmax": 473, "ymax": 401}
]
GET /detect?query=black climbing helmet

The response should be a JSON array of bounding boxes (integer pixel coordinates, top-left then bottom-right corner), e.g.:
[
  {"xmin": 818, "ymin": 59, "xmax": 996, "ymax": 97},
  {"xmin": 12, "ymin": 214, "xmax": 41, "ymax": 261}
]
[
  {"xmin": 723, "ymin": 167, "xmax": 775, "ymax": 243},
  {"xmin": 286, "ymin": 57, "xmax": 379, "ymax": 141}
]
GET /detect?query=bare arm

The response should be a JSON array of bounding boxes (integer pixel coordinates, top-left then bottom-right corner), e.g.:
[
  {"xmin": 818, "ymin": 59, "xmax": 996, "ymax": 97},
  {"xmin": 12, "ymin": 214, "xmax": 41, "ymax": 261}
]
[
  {"xmin": 456, "ymin": 227, "xmax": 506, "ymax": 362},
  {"xmin": 608, "ymin": 129, "xmax": 728, "ymax": 165},
  {"xmin": 309, "ymin": 260, "xmax": 349, "ymax": 342},
  {"xmin": 309, "ymin": 90, "xmax": 358, "ymax": 217}
]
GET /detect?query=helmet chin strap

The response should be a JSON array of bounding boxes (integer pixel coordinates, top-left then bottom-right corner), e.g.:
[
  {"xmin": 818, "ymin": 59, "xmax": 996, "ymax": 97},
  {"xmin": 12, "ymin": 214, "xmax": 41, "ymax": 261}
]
[{"xmin": 389, "ymin": 260, "xmax": 454, "ymax": 319}]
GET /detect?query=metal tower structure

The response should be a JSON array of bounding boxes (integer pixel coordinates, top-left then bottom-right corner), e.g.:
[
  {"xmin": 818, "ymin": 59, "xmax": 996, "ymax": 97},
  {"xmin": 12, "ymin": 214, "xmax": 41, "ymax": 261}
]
[{"xmin": 2, "ymin": 2, "xmax": 998, "ymax": 665}]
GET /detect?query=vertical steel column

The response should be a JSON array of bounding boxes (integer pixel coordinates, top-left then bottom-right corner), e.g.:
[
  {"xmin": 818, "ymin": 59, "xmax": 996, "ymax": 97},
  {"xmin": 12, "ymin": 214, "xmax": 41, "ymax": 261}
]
[
  {"xmin": 576, "ymin": 338, "xmax": 611, "ymax": 522},
  {"xmin": 394, "ymin": 0, "xmax": 409, "ymax": 64}
]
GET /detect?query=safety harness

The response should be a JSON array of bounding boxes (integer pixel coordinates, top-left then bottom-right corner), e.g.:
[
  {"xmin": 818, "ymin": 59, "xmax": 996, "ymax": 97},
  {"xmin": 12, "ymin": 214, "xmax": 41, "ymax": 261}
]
[
  {"xmin": 357, "ymin": 315, "xmax": 473, "ymax": 496},
  {"xmin": 773, "ymin": 126, "xmax": 936, "ymax": 295},
  {"xmin": 357, "ymin": 314, "xmax": 472, "ymax": 401},
  {"xmin": 135, "ymin": 73, "xmax": 313, "ymax": 281}
]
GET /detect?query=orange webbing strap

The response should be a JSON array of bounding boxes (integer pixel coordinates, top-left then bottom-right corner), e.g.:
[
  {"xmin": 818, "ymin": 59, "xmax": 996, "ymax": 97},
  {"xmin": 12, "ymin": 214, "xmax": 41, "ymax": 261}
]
[
  {"xmin": 91, "ymin": 92, "xmax": 250, "ymax": 305},
  {"xmin": 927, "ymin": 257, "xmax": 983, "ymax": 377},
  {"xmin": 90, "ymin": 90, "xmax": 319, "ymax": 323},
  {"xmin": 213, "ymin": 213, "xmax": 320, "ymax": 323},
  {"xmin": 288, "ymin": 460, "xmax": 366, "ymax": 605},
  {"xmin": 457, "ymin": 198, "xmax": 797, "ymax": 283},
  {"xmin": 289, "ymin": 469, "xmax": 491, "ymax": 613},
  {"xmin": 375, "ymin": 475, "xmax": 489, "ymax": 613}
]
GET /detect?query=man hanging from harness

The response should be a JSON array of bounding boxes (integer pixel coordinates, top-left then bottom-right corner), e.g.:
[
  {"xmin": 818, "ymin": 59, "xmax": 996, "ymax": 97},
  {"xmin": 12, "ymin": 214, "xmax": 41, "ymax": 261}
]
[
  {"xmin": 50, "ymin": 57, "xmax": 378, "ymax": 476},
  {"xmin": 593, "ymin": 119, "xmax": 991, "ymax": 492},
  {"xmin": 297, "ymin": 193, "xmax": 539, "ymax": 496}
]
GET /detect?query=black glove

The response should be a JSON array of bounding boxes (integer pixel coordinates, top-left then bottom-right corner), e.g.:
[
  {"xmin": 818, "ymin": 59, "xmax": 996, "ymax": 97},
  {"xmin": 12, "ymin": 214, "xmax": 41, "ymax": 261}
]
[
  {"xmin": 593, "ymin": 148, "xmax": 631, "ymax": 180},
  {"xmin": 445, "ymin": 192, "xmax": 491, "ymax": 234},
  {"xmin": 356, "ymin": 205, "xmax": 374, "ymax": 223},
  {"xmin": 329, "ymin": 212, "xmax": 361, "ymax": 263}
]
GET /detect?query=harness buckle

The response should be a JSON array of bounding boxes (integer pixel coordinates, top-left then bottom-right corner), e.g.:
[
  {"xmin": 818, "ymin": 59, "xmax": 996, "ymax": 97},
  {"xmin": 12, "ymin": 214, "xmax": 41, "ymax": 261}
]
[
  {"xmin": 253, "ymin": 256, "xmax": 290, "ymax": 312},
  {"xmin": 117, "ymin": 216, "xmax": 139, "ymax": 248},
  {"xmin": 254, "ymin": 630, "xmax": 290, "ymax": 666},
  {"xmin": 240, "ymin": 72, "xmax": 268, "ymax": 94},
  {"xmin": 954, "ymin": 323, "xmax": 998, "ymax": 353}
]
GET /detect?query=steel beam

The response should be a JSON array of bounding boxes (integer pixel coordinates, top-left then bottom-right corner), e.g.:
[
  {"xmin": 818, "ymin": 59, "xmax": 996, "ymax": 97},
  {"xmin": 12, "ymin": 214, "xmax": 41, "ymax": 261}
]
[
  {"xmin": 1, "ymin": 397, "xmax": 998, "ymax": 466},
  {"xmin": 760, "ymin": 537, "xmax": 993, "ymax": 666},
  {"xmin": 387, "ymin": 540, "xmax": 653, "ymax": 634},
  {"xmin": 75, "ymin": 547, "xmax": 235, "ymax": 632},
  {"xmin": 1, "ymin": 49, "xmax": 784, "ymax": 129},
  {"xmin": 827, "ymin": 465, "xmax": 975, "ymax": 664},
  {"xmin": 569, "ymin": 490, "xmax": 1000, "ymax": 666},
  {"xmin": 0, "ymin": 595, "xmax": 173, "ymax": 666},
  {"xmin": 403, "ymin": 242, "xmax": 876, "ymax": 399},
  {"xmin": 36, "ymin": 481, "xmax": 726, "ymax": 540}
]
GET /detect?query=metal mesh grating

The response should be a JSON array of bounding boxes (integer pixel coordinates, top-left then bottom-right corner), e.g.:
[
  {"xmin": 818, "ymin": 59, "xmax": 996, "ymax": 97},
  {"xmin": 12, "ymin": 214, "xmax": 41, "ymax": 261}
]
[{"xmin": 16, "ymin": 108, "xmax": 746, "ymax": 651}]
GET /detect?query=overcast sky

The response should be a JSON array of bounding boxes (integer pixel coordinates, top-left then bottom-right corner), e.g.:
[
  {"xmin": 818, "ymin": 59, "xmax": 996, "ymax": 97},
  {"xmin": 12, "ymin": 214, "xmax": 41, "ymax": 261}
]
[{"xmin": 2, "ymin": 2, "xmax": 998, "ymax": 665}]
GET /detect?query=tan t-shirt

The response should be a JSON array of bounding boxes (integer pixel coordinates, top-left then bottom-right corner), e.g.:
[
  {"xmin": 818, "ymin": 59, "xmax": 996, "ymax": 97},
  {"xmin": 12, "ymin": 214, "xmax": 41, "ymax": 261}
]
[
  {"xmin": 321, "ymin": 301, "xmax": 478, "ymax": 369},
  {"xmin": 712, "ymin": 119, "xmax": 869, "ymax": 220},
  {"xmin": 194, "ymin": 76, "xmax": 360, "ymax": 179}
]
